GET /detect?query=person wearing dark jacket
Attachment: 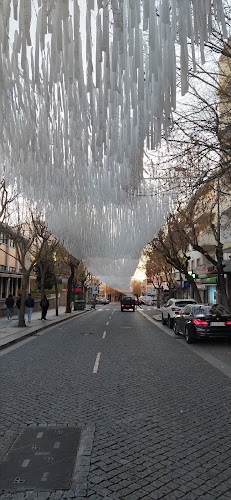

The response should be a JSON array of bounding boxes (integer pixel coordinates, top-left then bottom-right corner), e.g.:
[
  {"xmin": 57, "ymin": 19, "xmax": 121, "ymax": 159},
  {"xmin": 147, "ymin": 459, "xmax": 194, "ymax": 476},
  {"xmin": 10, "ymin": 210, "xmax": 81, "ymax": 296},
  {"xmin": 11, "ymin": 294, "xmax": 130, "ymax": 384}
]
[
  {"xmin": 25, "ymin": 293, "xmax": 35, "ymax": 322},
  {"xmin": 16, "ymin": 293, "xmax": 21, "ymax": 320},
  {"xmin": 40, "ymin": 294, "xmax": 49, "ymax": 320},
  {"xmin": 5, "ymin": 294, "xmax": 14, "ymax": 320}
]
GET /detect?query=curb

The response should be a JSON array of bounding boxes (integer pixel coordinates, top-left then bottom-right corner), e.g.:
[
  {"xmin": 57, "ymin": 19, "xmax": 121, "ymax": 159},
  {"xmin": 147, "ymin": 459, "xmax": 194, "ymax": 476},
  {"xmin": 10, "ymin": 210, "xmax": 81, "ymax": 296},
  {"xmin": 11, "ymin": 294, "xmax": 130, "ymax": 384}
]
[
  {"xmin": 152, "ymin": 315, "xmax": 162, "ymax": 322},
  {"xmin": 0, "ymin": 309, "xmax": 90, "ymax": 350}
]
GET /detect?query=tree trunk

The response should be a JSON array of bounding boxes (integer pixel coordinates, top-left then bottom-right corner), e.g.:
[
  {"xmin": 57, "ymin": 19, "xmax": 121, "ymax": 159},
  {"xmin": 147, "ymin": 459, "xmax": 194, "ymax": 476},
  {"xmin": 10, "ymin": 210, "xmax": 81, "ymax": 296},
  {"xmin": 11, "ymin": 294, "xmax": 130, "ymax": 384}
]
[
  {"xmin": 216, "ymin": 245, "xmax": 230, "ymax": 310},
  {"xmin": 185, "ymin": 272, "xmax": 201, "ymax": 303},
  {"xmin": 156, "ymin": 288, "xmax": 160, "ymax": 309},
  {"xmin": 216, "ymin": 264, "xmax": 230, "ymax": 310},
  {"xmin": 55, "ymin": 279, "xmax": 59, "ymax": 316},
  {"xmin": 18, "ymin": 271, "xmax": 29, "ymax": 327},
  {"xmin": 40, "ymin": 267, "xmax": 47, "ymax": 299},
  {"xmin": 66, "ymin": 263, "xmax": 74, "ymax": 313}
]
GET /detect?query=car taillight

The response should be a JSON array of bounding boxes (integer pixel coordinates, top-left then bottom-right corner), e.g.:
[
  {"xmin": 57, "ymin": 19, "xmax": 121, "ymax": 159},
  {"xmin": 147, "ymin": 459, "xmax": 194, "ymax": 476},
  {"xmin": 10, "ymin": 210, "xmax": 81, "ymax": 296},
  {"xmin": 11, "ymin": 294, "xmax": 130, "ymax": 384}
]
[
  {"xmin": 171, "ymin": 307, "xmax": 181, "ymax": 312},
  {"xmin": 226, "ymin": 321, "xmax": 231, "ymax": 325},
  {"xmin": 121, "ymin": 304, "xmax": 124, "ymax": 306},
  {"xmin": 192, "ymin": 319, "xmax": 209, "ymax": 326}
]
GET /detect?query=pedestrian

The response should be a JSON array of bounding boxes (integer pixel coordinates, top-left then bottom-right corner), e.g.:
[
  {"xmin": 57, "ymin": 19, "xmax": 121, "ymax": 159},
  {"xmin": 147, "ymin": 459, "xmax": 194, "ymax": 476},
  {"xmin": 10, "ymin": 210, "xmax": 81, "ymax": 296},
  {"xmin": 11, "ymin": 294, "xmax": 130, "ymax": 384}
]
[
  {"xmin": 40, "ymin": 294, "xmax": 49, "ymax": 320},
  {"xmin": 91, "ymin": 298, "xmax": 96, "ymax": 310},
  {"xmin": 16, "ymin": 293, "xmax": 21, "ymax": 320},
  {"xmin": 5, "ymin": 293, "xmax": 14, "ymax": 320},
  {"xmin": 136, "ymin": 298, "xmax": 142, "ymax": 308},
  {"xmin": 25, "ymin": 293, "xmax": 35, "ymax": 322}
]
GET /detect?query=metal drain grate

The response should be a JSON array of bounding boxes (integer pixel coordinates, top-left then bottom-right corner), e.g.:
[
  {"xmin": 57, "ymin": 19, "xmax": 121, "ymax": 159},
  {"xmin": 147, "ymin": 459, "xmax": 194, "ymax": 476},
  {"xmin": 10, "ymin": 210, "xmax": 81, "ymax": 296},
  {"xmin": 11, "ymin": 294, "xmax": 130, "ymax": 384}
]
[{"xmin": 0, "ymin": 427, "xmax": 81, "ymax": 491}]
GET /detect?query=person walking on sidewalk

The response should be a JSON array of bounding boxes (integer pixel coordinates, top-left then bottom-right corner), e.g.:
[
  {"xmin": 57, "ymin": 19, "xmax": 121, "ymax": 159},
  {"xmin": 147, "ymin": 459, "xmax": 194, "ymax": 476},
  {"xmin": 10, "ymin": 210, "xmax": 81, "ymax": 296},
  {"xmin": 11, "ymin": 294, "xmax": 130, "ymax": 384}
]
[
  {"xmin": 40, "ymin": 294, "xmax": 49, "ymax": 320},
  {"xmin": 91, "ymin": 298, "xmax": 96, "ymax": 310},
  {"xmin": 16, "ymin": 293, "xmax": 21, "ymax": 320},
  {"xmin": 136, "ymin": 297, "xmax": 142, "ymax": 309},
  {"xmin": 25, "ymin": 293, "xmax": 35, "ymax": 322},
  {"xmin": 5, "ymin": 294, "xmax": 14, "ymax": 320}
]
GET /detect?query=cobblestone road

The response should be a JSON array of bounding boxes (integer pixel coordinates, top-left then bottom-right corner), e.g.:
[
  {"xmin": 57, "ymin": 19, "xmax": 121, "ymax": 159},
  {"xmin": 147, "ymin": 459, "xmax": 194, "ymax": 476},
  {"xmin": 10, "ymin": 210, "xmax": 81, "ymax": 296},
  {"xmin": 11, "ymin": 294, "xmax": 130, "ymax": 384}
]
[{"xmin": 0, "ymin": 304, "xmax": 231, "ymax": 499}]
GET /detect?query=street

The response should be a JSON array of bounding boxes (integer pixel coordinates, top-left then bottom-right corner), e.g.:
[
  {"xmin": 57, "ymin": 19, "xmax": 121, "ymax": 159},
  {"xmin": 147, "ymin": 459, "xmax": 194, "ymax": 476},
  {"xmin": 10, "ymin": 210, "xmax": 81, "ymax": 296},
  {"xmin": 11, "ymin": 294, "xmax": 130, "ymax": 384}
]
[{"xmin": 0, "ymin": 303, "xmax": 231, "ymax": 499}]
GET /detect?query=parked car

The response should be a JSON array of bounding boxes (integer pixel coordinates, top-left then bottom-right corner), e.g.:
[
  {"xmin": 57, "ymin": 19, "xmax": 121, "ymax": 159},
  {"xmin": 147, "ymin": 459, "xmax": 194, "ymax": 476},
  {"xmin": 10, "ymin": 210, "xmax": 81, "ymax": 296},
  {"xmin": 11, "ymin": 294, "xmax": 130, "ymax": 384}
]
[
  {"xmin": 173, "ymin": 304, "xmax": 231, "ymax": 343},
  {"xmin": 162, "ymin": 298, "xmax": 197, "ymax": 328}
]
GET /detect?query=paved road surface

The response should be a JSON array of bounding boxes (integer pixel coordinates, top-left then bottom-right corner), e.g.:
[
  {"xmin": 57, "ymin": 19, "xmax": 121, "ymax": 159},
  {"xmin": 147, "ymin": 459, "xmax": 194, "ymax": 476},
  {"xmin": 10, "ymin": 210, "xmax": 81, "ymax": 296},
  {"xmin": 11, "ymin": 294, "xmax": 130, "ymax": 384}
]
[{"xmin": 0, "ymin": 303, "xmax": 231, "ymax": 499}]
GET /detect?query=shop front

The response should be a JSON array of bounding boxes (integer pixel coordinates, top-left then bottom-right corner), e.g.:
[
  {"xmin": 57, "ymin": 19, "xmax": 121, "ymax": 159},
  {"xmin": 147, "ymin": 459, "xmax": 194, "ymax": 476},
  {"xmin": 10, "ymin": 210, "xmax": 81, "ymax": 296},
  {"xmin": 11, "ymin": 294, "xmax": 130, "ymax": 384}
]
[{"xmin": 196, "ymin": 265, "xmax": 217, "ymax": 304}]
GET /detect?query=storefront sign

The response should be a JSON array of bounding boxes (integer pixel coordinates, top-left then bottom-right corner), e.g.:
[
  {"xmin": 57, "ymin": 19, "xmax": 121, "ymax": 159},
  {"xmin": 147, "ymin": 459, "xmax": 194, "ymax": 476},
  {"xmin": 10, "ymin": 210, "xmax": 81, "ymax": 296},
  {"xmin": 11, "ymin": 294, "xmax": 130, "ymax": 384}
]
[{"xmin": 197, "ymin": 265, "xmax": 217, "ymax": 274}]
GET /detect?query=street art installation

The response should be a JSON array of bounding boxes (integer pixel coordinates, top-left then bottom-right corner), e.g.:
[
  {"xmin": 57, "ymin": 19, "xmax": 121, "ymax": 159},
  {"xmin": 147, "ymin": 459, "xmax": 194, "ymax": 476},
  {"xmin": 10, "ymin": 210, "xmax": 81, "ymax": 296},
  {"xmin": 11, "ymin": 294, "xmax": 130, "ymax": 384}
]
[{"xmin": 0, "ymin": 1, "xmax": 228, "ymax": 289}]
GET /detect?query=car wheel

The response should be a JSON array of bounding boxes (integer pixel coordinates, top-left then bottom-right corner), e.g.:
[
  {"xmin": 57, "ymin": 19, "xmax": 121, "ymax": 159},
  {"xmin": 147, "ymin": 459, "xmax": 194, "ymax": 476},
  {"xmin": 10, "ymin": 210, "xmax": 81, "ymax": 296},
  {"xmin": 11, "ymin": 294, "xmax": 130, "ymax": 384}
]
[
  {"xmin": 173, "ymin": 321, "xmax": 179, "ymax": 335},
  {"xmin": 121, "ymin": 307, "xmax": 123, "ymax": 312},
  {"xmin": 185, "ymin": 327, "xmax": 194, "ymax": 344},
  {"xmin": 162, "ymin": 314, "xmax": 167, "ymax": 325},
  {"xmin": 167, "ymin": 315, "xmax": 173, "ymax": 329}
]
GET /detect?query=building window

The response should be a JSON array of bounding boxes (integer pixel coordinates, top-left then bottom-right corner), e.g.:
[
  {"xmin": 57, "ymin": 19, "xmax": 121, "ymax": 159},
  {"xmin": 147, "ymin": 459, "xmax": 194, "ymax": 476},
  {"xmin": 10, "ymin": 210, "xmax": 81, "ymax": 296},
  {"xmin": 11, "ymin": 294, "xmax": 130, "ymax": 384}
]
[
  {"xmin": 0, "ymin": 233, "xmax": 8, "ymax": 244},
  {"xmin": 0, "ymin": 265, "xmax": 7, "ymax": 271},
  {"xmin": 9, "ymin": 240, "xmax": 15, "ymax": 247},
  {"xmin": 9, "ymin": 266, "xmax": 16, "ymax": 273}
]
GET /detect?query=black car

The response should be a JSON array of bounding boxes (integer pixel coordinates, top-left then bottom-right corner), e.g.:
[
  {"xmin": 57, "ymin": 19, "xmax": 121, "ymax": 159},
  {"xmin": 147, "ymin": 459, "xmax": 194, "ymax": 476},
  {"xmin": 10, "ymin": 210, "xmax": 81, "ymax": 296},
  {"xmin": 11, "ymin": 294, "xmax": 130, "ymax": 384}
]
[
  {"xmin": 120, "ymin": 295, "xmax": 136, "ymax": 312},
  {"xmin": 173, "ymin": 304, "xmax": 231, "ymax": 344}
]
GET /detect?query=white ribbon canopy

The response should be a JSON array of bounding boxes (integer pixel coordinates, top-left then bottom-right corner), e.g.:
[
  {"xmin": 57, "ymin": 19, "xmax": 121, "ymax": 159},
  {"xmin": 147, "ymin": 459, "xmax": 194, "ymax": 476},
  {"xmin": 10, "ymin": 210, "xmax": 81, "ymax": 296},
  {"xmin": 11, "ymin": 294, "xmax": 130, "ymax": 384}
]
[{"xmin": 0, "ymin": 1, "xmax": 226, "ymax": 290}]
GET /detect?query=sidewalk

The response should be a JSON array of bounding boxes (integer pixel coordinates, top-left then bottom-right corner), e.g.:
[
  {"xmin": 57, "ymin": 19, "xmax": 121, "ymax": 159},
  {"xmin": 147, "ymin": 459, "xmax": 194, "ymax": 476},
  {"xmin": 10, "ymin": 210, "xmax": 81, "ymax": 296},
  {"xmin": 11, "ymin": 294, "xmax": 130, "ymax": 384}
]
[
  {"xmin": 0, "ymin": 306, "xmax": 90, "ymax": 350},
  {"xmin": 152, "ymin": 306, "xmax": 162, "ymax": 321}
]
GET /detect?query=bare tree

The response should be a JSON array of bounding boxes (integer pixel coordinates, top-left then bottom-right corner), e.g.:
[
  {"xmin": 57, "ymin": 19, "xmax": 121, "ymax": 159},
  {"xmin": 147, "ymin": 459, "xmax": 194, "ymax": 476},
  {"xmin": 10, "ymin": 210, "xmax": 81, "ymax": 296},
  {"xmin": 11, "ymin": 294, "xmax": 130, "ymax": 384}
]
[
  {"xmin": 0, "ymin": 179, "xmax": 17, "ymax": 222},
  {"xmin": 173, "ymin": 183, "xmax": 231, "ymax": 310},
  {"xmin": 55, "ymin": 245, "xmax": 80, "ymax": 313},
  {"xmin": 145, "ymin": 247, "xmax": 176, "ymax": 307},
  {"xmin": 0, "ymin": 209, "xmax": 58, "ymax": 326},
  {"xmin": 143, "ymin": 24, "xmax": 231, "ymax": 201},
  {"xmin": 36, "ymin": 239, "xmax": 59, "ymax": 298},
  {"xmin": 148, "ymin": 223, "xmax": 202, "ymax": 304},
  {"xmin": 131, "ymin": 279, "xmax": 142, "ymax": 298}
]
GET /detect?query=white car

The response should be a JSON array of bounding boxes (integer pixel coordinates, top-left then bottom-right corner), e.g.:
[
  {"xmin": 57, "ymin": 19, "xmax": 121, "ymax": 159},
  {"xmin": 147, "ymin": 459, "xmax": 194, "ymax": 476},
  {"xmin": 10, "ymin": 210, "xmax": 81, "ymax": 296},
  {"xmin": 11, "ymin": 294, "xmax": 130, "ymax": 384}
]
[{"xmin": 161, "ymin": 298, "xmax": 197, "ymax": 328}]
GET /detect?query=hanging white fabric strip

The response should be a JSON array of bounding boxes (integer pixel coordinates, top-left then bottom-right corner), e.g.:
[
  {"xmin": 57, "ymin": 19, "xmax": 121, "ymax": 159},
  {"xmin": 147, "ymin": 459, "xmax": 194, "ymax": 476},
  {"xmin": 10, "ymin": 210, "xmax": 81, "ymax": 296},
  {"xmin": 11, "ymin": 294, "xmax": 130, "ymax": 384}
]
[{"xmin": 0, "ymin": 0, "xmax": 227, "ymax": 290}]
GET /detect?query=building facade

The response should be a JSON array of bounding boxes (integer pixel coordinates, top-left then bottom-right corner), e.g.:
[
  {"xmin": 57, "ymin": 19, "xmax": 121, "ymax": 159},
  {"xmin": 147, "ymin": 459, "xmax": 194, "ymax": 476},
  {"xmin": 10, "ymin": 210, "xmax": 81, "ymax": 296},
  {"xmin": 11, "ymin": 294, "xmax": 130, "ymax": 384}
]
[{"xmin": 0, "ymin": 234, "xmax": 35, "ymax": 299}]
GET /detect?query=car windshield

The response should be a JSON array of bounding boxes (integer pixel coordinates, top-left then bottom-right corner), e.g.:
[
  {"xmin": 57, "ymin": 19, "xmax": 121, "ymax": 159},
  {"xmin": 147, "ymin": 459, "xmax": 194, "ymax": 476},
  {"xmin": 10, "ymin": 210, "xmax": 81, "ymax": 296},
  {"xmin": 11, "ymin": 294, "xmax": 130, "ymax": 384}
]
[{"xmin": 175, "ymin": 301, "xmax": 196, "ymax": 307}]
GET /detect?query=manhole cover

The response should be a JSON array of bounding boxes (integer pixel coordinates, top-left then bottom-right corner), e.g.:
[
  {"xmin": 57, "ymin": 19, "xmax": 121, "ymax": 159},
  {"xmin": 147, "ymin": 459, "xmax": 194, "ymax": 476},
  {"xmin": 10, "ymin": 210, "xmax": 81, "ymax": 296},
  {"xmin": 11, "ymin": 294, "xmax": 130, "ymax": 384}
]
[{"xmin": 0, "ymin": 427, "xmax": 81, "ymax": 491}]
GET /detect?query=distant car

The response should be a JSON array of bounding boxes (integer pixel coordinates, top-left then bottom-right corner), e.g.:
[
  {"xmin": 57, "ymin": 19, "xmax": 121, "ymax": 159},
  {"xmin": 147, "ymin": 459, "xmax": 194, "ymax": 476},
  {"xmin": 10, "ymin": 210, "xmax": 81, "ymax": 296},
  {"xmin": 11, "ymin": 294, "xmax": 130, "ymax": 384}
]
[
  {"xmin": 162, "ymin": 298, "xmax": 197, "ymax": 328},
  {"xmin": 173, "ymin": 304, "xmax": 231, "ymax": 344},
  {"xmin": 97, "ymin": 298, "xmax": 109, "ymax": 305},
  {"xmin": 145, "ymin": 296, "xmax": 153, "ymax": 306},
  {"xmin": 138, "ymin": 296, "xmax": 154, "ymax": 305}
]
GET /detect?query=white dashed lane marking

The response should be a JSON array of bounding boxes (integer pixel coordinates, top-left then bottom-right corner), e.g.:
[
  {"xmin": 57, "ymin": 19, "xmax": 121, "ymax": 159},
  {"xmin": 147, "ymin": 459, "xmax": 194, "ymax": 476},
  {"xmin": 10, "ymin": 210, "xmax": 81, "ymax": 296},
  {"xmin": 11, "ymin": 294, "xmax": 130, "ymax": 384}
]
[
  {"xmin": 93, "ymin": 352, "xmax": 101, "ymax": 373},
  {"xmin": 102, "ymin": 331, "xmax": 106, "ymax": 339},
  {"xmin": 22, "ymin": 459, "xmax": 30, "ymax": 468}
]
